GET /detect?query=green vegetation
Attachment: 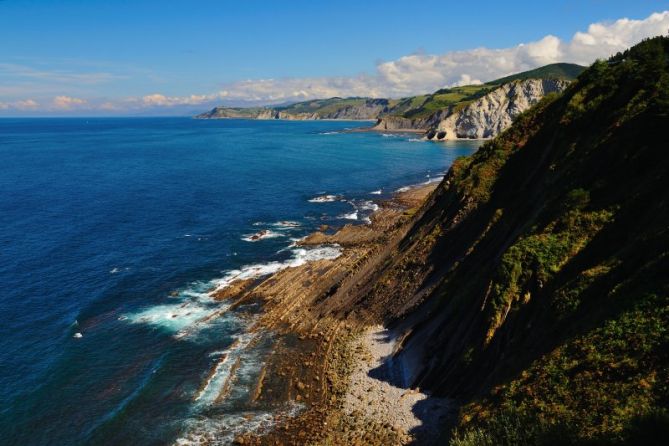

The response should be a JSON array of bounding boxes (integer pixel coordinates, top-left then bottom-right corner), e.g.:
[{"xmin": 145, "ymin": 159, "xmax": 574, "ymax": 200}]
[
  {"xmin": 442, "ymin": 36, "xmax": 669, "ymax": 445},
  {"xmin": 488, "ymin": 62, "xmax": 586, "ymax": 85},
  {"xmin": 365, "ymin": 37, "xmax": 668, "ymax": 446},
  {"xmin": 197, "ymin": 63, "xmax": 584, "ymax": 121},
  {"xmin": 399, "ymin": 85, "xmax": 495, "ymax": 119},
  {"xmin": 388, "ymin": 63, "xmax": 584, "ymax": 120},
  {"xmin": 275, "ymin": 97, "xmax": 396, "ymax": 116}
]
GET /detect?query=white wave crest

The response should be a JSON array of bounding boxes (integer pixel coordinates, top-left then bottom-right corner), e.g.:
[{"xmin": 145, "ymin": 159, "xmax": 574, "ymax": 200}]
[
  {"xmin": 271, "ymin": 221, "xmax": 301, "ymax": 229},
  {"xmin": 308, "ymin": 194, "xmax": 340, "ymax": 203},
  {"xmin": 358, "ymin": 200, "xmax": 379, "ymax": 212},
  {"xmin": 339, "ymin": 210, "xmax": 358, "ymax": 220},
  {"xmin": 194, "ymin": 332, "xmax": 256, "ymax": 405},
  {"xmin": 174, "ymin": 402, "xmax": 304, "ymax": 446},
  {"xmin": 123, "ymin": 245, "xmax": 341, "ymax": 338},
  {"xmin": 241, "ymin": 229, "xmax": 284, "ymax": 242}
]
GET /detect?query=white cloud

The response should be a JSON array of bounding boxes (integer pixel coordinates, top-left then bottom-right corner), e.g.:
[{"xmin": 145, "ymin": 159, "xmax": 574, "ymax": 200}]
[
  {"xmin": 53, "ymin": 96, "xmax": 87, "ymax": 109},
  {"xmin": 197, "ymin": 10, "xmax": 669, "ymax": 104},
  {"xmin": 0, "ymin": 99, "xmax": 39, "ymax": 110},
  {"xmin": 140, "ymin": 93, "xmax": 214, "ymax": 107},
  {"xmin": 2, "ymin": 10, "xmax": 667, "ymax": 114}
]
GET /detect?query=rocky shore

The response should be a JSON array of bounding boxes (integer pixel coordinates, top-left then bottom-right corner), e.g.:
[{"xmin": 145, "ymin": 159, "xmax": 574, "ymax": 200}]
[{"xmin": 206, "ymin": 182, "xmax": 444, "ymax": 445}]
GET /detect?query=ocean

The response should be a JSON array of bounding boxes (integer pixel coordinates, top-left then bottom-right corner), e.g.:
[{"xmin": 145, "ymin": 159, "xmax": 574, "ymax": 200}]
[{"xmin": 0, "ymin": 117, "xmax": 478, "ymax": 444}]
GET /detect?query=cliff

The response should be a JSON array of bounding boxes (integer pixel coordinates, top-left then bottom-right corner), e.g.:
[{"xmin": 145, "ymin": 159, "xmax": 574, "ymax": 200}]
[
  {"xmin": 354, "ymin": 36, "xmax": 669, "ymax": 444},
  {"xmin": 195, "ymin": 63, "xmax": 585, "ymax": 131},
  {"xmin": 372, "ymin": 79, "xmax": 570, "ymax": 137},
  {"xmin": 195, "ymin": 97, "xmax": 392, "ymax": 121},
  {"xmin": 425, "ymin": 78, "xmax": 570, "ymax": 140}
]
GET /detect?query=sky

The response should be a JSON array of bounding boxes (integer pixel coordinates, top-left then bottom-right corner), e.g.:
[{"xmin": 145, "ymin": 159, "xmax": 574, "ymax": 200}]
[{"xmin": 1, "ymin": 0, "xmax": 668, "ymax": 116}]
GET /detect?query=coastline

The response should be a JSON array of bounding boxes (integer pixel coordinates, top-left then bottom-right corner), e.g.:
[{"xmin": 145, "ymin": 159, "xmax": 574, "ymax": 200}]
[
  {"xmin": 348, "ymin": 126, "xmax": 425, "ymax": 134},
  {"xmin": 206, "ymin": 180, "xmax": 447, "ymax": 445},
  {"xmin": 194, "ymin": 116, "xmax": 378, "ymax": 122}
]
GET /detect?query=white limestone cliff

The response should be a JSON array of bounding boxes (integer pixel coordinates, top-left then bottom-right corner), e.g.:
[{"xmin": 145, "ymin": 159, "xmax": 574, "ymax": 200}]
[{"xmin": 426, "ymin": 79, "xmax": 570, "ymax": 140}]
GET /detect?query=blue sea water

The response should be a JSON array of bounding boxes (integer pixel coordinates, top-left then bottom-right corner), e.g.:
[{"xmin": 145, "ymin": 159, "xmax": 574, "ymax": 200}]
[{"xmin": 0, "ymin": 117, "xmax": 478, "ymax": 445}]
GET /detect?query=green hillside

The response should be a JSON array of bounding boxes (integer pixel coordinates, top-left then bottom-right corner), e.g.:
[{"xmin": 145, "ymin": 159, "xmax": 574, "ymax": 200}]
[
  {"xmin": 395, "ymin": 84, "xmax": 495, "ymax": 119},
  {"xmin": 387, "ymin": 64, "xmax": 584, "ymax": 120},
  {"xmin": 197, "ymin": 63, "xmax": 585, "ymax": 122},
  {"xmin": 275, "ymin": 97, "xmax": 397, "ymax": 115},
  {"xmin": 356, "ymin": 36, "xmax": 669, "ymax": 445},
  {"xmin": 488, "ymin": 62, "xmax": 586, "ymax": 85}
]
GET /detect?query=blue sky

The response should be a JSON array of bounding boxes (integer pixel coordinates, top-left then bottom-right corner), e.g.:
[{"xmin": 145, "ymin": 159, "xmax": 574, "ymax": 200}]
[{"xmin": 1, "ymin": 0, "xmax": 668, "ymax": 115}]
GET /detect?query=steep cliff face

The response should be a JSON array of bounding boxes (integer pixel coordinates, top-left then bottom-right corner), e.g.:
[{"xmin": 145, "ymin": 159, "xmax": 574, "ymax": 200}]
[
  {"xmin": 371, "ymin": 109, "xmax": 448, "ymax": 131},
  {"xmin": 195, "ymin": 106, "xmax": 274, "ymax": 119},
  {"xmin": 196, "ymin": 63, "xmax": 584, "ymax": 127},
  {"xmin": 195, "ymin": 98, "xmax": 389, "ymax": 121},
  {"xmin": 371, "ymin": 79, "xmax": 570, "ymax": 137},
  {"xmin": 425, "ymin": 78, "xmax": 570, "ymax": 140},
  {"xmin": 358, "ymin": 37, "xmax": 669, "ymax": 444},
  {"xmin": 371, "ymin": 115, "xmax": 415, "ymax": 130},
  {"xmin": 312, "ymin": 99, "xmax": 392, "ymax": 120}
]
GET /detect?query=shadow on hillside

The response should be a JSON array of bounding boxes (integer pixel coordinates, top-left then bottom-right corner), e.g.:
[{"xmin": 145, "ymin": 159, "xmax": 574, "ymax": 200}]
[{"xmin": 366, "ymin": 333, "xmax": 457, "ymax": 445}]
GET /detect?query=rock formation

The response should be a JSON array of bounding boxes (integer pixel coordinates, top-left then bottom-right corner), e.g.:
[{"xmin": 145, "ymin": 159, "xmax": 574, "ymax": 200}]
[{"xmin": 426, "ymin": 78, "xmax": 570, "ymax": 140}]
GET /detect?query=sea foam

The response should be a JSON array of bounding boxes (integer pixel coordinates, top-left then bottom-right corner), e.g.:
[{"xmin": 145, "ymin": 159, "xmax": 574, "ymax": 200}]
[
  {"xmin": 241, "ymin": 229, "xmax": 284, "ymax": 242},
  {"xmin": 308, "ymin": 194, "xmax": 340, "ymax": 203},
  {"xmin": 174, "ymin": 401, "xmax": 303, "ymax": 445},
  {"xmin": 339, "ymin": 210, "xmax": 359, "ymax": 220},
  {"xmin": 124, "ymin": 244, "xmax": 341, "ymax": 339}
]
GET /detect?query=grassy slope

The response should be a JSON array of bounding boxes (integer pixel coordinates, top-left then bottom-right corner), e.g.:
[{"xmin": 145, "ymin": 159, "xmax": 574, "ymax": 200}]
[
  {"xmin": 488, "ymin": 62, "xmax": 586, "ymax": 86},
  {"xmin": 275, "ymin": 97, "xmax": 386, "ymax": 115},
  {"xmin": 387, "ymin": 63, "xmax": 584, "ymax": 120},
  {"xmin": 363, "ymin": 37, "xmax": 668, "ymax": 445},
  {"xmin": 397, "ymin": 85, "xmax": 496, "ymax": 119},
  {"xmin": 439, "ymin": 38, "xmax": 669, "ymax": 445}
]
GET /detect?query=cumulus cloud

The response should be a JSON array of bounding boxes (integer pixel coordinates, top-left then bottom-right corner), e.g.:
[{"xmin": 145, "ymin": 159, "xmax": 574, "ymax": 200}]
[
  {"xmin": 53, "ymin": 95, "xmax": 87, "ymax": 109},
  {"xmin": 2, "ymin": 10, "xmax": 667, "ymax": 114},
  {"xmin": 201, "ymin": 10, "xmax": 669, "ymax": 104}
]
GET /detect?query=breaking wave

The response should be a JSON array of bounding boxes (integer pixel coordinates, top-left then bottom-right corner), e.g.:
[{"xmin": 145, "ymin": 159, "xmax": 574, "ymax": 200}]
[
  {"xmin": 124, "ymin": 245, "xmax": 341, "ymax": 339},
  {"xmin": 241, "ymin": 230, "xmax": 285, "ymax": 242},
  {"xmin": 308, "ymin": 194, "xmax": 341, "ymax": 203}
]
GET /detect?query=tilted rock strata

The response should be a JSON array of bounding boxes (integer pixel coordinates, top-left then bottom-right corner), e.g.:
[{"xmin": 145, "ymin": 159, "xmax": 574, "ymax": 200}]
[{"xmin": 427, "ymin": 78, "xmax": 570, "ymax": 140}]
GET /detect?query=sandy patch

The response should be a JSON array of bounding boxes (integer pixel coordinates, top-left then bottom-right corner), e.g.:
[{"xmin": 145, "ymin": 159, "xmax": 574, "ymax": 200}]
[{"xmin": 344, "ymin": 325, "xmax": 455, "ymax": 444}]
